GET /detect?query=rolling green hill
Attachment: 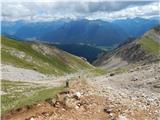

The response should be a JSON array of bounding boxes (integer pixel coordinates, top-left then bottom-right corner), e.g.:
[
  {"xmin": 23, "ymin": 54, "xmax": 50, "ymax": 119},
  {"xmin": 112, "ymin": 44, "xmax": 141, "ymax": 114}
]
[{"xmin": 1, "ymin": 36, "xmax": 93, "ymax": 75}]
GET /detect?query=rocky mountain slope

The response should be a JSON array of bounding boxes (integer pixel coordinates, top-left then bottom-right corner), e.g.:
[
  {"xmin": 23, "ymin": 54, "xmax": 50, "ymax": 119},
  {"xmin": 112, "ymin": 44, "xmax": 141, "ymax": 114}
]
[
  {"xmin": 1, "ymin": 36, "xmax": 93, "ymax": 75},
  {"xmin": 94, "ymin": 26, "xmax": 160, "ymax": 70}
]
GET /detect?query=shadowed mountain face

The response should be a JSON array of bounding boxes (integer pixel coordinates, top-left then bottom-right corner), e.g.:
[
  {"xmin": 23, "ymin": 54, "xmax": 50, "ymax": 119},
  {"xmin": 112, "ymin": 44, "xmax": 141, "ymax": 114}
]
[
  {"xmin": 54, "ymin": 44, "xmax": 106, "ymax": 63},
  {"xmin": 94, "ymin": 26, "xmax": 160, "ymax": 70},
  {"xmin": 2, "ymin": 18, "xmax": 159, "ymax": 47}
]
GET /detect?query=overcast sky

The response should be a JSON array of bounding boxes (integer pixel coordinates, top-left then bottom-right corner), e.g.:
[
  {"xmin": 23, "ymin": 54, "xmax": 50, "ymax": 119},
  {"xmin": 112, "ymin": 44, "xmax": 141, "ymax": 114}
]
[{"xmin": 1, "ymin": 0, "xmax": 160, "ymax": 22}]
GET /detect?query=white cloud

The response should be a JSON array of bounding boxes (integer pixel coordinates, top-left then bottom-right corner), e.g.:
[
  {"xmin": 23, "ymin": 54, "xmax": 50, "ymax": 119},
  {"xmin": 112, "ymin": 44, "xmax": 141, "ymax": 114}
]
[
  {"xmin": 1, "ymin": 0, "xmax": 159, "ymax": 2},
  {"xmin": 86, "ymin": 2, "xmax": 159, "ymax": 20},
  {"xmin": 1, "ymin": 1, "xmax": 159, "ymax": 22}
]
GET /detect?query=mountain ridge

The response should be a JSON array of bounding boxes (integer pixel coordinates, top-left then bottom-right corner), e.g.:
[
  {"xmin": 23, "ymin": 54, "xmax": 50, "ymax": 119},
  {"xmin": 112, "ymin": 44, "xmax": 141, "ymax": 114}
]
[{"xmin": 94, "ymin": 26, "xmax": 160, "ymax": 70}]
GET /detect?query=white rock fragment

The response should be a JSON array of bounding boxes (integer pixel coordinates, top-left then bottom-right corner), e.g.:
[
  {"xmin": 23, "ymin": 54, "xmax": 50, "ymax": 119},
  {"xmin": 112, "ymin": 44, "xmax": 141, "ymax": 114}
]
[
  {"xmin": 30, "ymin": 117, "xmax": 35, "ymax": 120},
  {"xmin": 74, "ymin": 92, "xmax": 81, "ymax": 99},
  {"xmin": 118, "ymin": 115, "xmax": 128, "ymax": 120}
]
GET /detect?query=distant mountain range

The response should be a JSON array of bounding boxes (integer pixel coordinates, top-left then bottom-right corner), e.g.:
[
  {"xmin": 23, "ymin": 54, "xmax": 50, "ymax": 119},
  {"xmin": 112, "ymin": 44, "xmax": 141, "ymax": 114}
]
[{"xmin": 2, "ymin": 17, "xmax": 159, "ymax": 47}]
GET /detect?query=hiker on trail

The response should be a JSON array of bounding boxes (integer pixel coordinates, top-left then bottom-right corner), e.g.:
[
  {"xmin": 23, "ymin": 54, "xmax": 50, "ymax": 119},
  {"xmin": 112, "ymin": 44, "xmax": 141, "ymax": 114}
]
[{"xmin": 66, "ymin": 80, "xmax": 69, "ymax": 88}]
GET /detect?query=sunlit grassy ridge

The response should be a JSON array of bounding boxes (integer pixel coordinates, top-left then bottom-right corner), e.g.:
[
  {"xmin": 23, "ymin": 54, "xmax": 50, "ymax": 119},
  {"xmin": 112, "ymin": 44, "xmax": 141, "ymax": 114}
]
[
  {"xmin": 139, "ymin": 36, "xmax": 160, "ymax": 55},
  {"xmin": 1, "ymin": 36, "xmax": 93, "ymax": 75}
]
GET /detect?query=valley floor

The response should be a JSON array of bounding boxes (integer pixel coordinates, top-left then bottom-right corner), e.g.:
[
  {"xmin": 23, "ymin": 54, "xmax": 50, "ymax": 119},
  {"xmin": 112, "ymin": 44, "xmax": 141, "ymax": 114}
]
[{"xmin": 1, "ymin": 62, "xmax": 160, "ymax": 120}]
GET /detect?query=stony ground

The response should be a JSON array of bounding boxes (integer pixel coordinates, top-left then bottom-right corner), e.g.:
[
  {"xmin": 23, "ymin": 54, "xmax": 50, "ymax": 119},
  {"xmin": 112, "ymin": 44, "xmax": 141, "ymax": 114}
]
[
  {"xmin": 2, "ymin": 62, "xmax": 160, "ymax": 120},
  {"xmin": 88, "ymin": 62, "xmax": 160, "ymax": 120}
]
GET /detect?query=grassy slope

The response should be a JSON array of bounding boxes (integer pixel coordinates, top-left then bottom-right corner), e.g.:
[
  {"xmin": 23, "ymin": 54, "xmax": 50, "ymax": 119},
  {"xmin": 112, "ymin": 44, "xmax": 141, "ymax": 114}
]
[
  {"xmin": 139, "ymin": 36, "xmax": 160, "ymax": 55},
  {"xmin": 1, "ymin": 36, "xmax": 93, "ymax": 75},
  {"xmin": 1, "ymin": 80, "xmax": 65, "ymax": 113}
]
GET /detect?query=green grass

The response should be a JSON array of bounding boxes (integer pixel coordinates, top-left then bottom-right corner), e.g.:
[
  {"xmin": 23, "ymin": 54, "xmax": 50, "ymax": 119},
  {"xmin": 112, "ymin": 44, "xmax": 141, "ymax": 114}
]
[
  {"xmin": 16, "ymin": 87, "xmax": 64, "ymax": 108},
  {"xmin": 1, "ymin": 50, "xmax": 38, "ymax": 71},
  {"xmin": 86, "ymin": 68, "xmax": 106, "ymax": 76},
  {"xmin": 139, "ymin": 36, "xmax": 160, "ymax": 54},
  {"xmin": 1, "ymin": 80, "xmax": 65, "ymax": 113},
  {"xmin": 113, "ymin": 66, "xmax": 129, "ymax": 74},
  {"xmin": 1, "ymin": 36, "xmax": 93, "ymax": 75}
]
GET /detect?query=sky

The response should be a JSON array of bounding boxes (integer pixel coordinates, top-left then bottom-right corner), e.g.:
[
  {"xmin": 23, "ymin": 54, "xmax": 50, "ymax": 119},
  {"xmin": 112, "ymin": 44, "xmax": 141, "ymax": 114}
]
[{"xmin": 1, "ymin": 0, "xmax": 160, "ymax": 22}]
